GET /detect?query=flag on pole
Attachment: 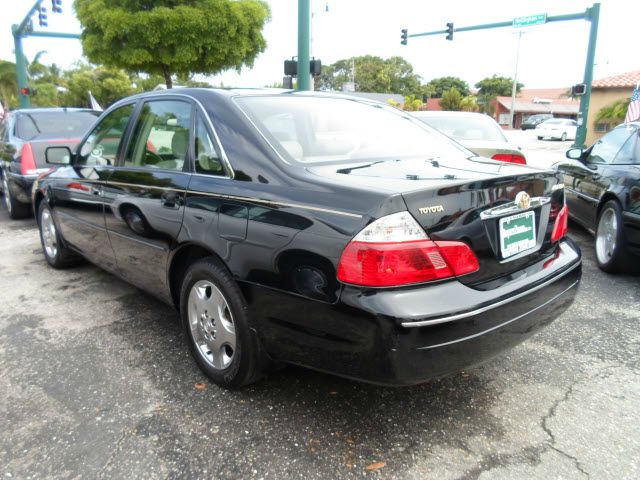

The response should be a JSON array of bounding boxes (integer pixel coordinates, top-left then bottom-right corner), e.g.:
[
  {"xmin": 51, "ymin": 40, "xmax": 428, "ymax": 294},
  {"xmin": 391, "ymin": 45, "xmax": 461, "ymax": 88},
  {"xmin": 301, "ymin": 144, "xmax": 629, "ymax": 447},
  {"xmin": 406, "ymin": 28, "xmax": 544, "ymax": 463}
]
[
  {"xmin": 625, "ymin": 84, "xmax": 640, "ymax": 124},
  {"xmin": 88, "ymin": 91, "xmax": 103, "ymax": 111}
]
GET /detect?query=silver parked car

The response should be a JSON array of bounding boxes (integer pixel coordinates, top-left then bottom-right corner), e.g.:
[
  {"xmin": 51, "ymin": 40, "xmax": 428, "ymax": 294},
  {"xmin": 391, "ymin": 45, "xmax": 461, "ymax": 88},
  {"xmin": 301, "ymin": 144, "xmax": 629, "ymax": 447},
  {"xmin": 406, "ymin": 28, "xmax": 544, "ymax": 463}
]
[{"xmin": 413, "ymin": 111, "xmax": 527, "ymax": 164}]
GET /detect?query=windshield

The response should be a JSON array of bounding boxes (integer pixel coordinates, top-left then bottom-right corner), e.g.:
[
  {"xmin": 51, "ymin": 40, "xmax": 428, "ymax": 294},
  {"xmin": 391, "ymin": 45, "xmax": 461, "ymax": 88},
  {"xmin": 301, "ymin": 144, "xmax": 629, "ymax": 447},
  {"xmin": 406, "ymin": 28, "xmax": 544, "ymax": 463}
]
[
  {"xmin": 16, "ymin": 111, "xmax": 99, "ymax": 140},
  {"xmin": 415, "ymin": 114, "xmax": 506, "ymax": 142},
  {"xmin": 236, "ymin": 96, "xmax": 468, "ymax": 165},
  {"xmin": 542, "ymin": 119, "xmax": 564, "ymax": 125}
]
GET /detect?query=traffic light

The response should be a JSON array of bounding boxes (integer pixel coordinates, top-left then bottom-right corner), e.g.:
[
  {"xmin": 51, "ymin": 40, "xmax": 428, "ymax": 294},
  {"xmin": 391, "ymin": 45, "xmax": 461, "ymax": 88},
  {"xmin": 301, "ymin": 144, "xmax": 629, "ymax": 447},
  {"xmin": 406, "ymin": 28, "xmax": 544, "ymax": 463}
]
[
  {"xmin": 20, "ymin": 87, "xmax": 36, "ymax": 96},
  {"xmin": 51, "ymin": 0, "xmax": 63, "ymax": 13},
  {"xmin": 38, "ymin": 7, "xmax": 48, "ymax": 27},
  {"xmin": 571, "ymin": 83, "xmax": 587, "ymax": 96},
  {"xmin": 446, "ymin": 22, "xmax": 454, "ymax": 41},
  {"xmin": 284, "ymin": 59, "xmax": 297, "ymax": 76},
  {"xmin": 310, "ymin": 59, "xmax": 322, "ymax": 76},
  {"xmin": 401, "ymin": 28, "xmax": 408, "ymax": 45}
]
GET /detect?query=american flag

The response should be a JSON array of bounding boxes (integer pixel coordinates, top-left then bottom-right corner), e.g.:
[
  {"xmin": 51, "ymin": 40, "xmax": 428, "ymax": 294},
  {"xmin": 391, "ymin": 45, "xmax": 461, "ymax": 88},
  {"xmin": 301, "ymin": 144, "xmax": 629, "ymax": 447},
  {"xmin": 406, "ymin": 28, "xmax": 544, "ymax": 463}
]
[{"xmin": 625, "ymin": 84, "xmax": 640, "ymax": 124}]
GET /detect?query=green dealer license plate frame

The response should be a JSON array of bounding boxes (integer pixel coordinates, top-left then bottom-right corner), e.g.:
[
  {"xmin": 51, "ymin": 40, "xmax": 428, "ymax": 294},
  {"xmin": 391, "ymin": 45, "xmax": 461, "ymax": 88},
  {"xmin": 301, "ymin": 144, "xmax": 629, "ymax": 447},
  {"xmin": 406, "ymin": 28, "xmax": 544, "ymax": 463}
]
[{"xmin": 499, "ymin": 210, "xmax": 536, "ymax": 259}]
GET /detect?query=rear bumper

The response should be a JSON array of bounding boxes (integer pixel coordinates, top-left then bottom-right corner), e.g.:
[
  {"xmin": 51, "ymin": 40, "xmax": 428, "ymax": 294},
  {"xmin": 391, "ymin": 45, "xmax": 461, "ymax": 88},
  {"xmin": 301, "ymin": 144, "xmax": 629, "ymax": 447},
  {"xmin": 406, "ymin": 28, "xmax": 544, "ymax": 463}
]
[
  {"xmin": 6, "ymin": 172, "xmax": 36, "ymax": 205},
  {"xmin": 250, "ymin": 239, "xmax": 581, "ymax": 386}
]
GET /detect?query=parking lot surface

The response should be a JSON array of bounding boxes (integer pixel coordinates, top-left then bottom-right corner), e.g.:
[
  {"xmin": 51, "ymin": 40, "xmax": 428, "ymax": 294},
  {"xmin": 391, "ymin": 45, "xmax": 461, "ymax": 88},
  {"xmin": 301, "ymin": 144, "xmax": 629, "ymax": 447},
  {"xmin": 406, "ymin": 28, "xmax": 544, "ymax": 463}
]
[{"xmin": 1, "ymin": 200, "xmax": 638, "ymax": 479}]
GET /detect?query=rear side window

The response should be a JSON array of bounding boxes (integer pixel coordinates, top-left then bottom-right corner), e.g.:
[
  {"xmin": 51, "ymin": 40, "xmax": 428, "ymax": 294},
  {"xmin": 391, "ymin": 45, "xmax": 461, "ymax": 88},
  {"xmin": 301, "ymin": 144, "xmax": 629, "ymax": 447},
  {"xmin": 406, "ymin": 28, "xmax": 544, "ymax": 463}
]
[
  {"xmin": 194, "ymin": 115, "xmax": 224, "ymax": 176},
  {"xmin": 15, "ymin": 111, "xmax": 99, "ymax": 140},
  {"xmin": 587, "ymin": 127, "xmax": 634, "ymax": 165},
  {"xmin": 78, "ymin": 104, "xmax": 134, "ymax": 166},
  {"xmin": 124, "ymin": 100, "xmax": 192, "ymax": 171}
]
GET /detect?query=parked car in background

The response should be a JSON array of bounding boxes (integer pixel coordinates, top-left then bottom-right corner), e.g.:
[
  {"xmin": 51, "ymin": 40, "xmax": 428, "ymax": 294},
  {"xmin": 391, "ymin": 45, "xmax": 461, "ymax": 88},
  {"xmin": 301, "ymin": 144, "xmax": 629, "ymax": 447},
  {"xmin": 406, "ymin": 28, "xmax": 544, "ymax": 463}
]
[
  {"xmin": 34, "ymin": 89, "xmax": 581, "ymax": 388},
  {"xmin": 555, "ymin": 122, "xmax": 640, "ymax": 272},
  {"xmin": 536, "ymin": 118, "xmax": 578, "ymax": 141},
  {"xmin": 521, "ymin": 114, "xmax": 553, "ymax": 130},
  {"xmin": 413, "ymin": 111, "xmax": 527, "ymax": 164},
  {"xmin": 0, "ymin": 108, "xmax": 100, "ymax": 218}
]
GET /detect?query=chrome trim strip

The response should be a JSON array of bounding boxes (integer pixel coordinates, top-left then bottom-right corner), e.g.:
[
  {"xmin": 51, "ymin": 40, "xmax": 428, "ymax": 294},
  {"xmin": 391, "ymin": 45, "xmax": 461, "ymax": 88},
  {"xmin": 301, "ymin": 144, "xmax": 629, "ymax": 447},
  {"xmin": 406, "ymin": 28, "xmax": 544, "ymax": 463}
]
[
  {"xmin": 416, "ymin": 279, "xmax": 579, "ymax": 349},
  {"xmin": 565, "ymin": 187, "xmax": 597, "ymax": 204},
  {"xmin": 401, "ymin": 260, "xmax": 581, "ymax": 328},
  {"xmin": 480, "ymin": 196, "xmax": 551, "ymax": 220},
  {"xmin": 78, "ymin": 179, "xmax": 362, "ymax": 218}
]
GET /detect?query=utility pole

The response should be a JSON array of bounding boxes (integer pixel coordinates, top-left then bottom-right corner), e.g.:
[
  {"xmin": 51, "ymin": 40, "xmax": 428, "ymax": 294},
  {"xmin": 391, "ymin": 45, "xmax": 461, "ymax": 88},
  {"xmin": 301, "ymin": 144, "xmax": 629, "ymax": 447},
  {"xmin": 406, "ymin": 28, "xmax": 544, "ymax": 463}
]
[
  {"xmin": 297, "ymin": 0, "xmax": 311, "ymax": 91},
  {"xmin": 509, "ymin": 31, "xmax": 523, "ymax": 129},
  {"xmin": 574, "ymin": 3, "xmax": 599, "ymax": 148}
]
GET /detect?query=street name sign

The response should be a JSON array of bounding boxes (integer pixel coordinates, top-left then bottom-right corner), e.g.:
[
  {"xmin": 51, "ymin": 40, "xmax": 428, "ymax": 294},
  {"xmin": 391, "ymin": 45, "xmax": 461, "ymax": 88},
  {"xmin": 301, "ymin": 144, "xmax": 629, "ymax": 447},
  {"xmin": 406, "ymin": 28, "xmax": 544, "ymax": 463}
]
[{"xmin": 513, "ymin": 14, "xmax": 547, "ymax": 28}]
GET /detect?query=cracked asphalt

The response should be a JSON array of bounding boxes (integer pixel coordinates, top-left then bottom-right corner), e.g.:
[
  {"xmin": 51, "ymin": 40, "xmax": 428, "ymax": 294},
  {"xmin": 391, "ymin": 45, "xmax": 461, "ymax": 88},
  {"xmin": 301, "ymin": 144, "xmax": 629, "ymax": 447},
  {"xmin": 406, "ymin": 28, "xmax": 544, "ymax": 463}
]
[{"xmin": 1, "ymin": 201, "xmax": 638, "ymax": 479}]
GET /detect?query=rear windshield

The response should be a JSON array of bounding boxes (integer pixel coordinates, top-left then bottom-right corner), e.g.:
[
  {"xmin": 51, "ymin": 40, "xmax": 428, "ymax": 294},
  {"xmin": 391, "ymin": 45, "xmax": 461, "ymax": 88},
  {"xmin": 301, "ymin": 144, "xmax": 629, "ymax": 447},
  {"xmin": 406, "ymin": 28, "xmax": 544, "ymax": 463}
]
[
  {"xmin": 16, "ymin": 111, "xmax": 99, "ymax": 140},
  {"xmin": 236, "ymin": 96, "xmax": 468, "ymax": 165},
  {"xmin": 542, "ymin": 119, "xmax": 565, "ymax": 125},
  {"xmin": 415, "ymin": 114, "xmax": 506, "ymax": 142}
]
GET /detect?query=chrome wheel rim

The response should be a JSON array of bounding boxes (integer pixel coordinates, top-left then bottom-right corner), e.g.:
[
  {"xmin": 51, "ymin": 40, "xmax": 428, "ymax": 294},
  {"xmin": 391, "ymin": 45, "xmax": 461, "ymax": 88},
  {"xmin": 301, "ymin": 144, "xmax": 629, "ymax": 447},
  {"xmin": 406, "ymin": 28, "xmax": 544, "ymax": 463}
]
[
  {"xmin": 596, "ymin": 207, "xmax": 617, "ymax": 264},
  {"xmin": 40, "ymin": 209, "xmax": 58, "ymax": 259},
  {"xmin": 187, "ymin": 280, "xmax": 236, "ymax": 370},
  {"xmin": 2, "ymin": 176, "xmax": 11, "ymax": 213}
]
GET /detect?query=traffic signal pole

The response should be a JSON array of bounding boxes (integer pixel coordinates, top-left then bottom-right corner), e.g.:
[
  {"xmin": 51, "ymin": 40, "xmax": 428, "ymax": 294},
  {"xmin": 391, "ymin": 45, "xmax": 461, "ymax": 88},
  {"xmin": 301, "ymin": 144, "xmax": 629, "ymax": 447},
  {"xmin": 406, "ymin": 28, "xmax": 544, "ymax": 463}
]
[
  {"xmin": 403, "ymin": 3, "xmax": 600, "ymax": 148},
  {"xmin": 297, "ymin": 0, "xmax": 311, "ymax": 91},
  {"xmin": 12, "ymin": 0, "xmax": 80, "ymax": 108}
]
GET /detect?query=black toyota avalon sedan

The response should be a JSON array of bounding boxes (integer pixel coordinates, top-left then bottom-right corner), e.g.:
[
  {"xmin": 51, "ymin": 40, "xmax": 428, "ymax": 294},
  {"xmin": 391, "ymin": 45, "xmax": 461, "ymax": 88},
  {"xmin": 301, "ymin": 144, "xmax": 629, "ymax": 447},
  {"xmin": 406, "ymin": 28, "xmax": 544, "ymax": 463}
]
[{"xmin": 33, "ymin": 89, "xmax": 581, "ymax": 387}]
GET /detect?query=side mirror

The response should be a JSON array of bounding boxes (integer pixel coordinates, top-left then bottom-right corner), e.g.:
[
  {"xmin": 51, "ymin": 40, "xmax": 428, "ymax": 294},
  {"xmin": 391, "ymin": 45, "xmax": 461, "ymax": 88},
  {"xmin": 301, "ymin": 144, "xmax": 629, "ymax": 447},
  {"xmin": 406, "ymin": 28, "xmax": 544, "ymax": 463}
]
[
  {"xmin": 565, "ymin": 147, "xmax": 583, "ymax": 160},
  {"xmin": 46, "ymin": 146, "xmax": 72, "ymax": 165}
]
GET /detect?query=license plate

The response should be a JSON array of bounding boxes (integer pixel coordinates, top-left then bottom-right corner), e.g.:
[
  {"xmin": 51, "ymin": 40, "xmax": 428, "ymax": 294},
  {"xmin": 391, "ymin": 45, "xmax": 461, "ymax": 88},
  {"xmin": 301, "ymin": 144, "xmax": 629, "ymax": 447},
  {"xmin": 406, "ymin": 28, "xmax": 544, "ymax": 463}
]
[{"xmin": 499, "ymin": 211, "xmax": 536, "ymax": 258}]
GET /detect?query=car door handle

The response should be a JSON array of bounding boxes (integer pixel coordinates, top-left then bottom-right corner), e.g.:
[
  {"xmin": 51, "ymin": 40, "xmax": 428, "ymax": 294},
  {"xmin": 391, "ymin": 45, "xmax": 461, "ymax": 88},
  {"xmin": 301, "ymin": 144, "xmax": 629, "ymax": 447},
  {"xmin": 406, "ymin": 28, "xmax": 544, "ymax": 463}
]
[
  {"xmin": 591, "ymin": 174, "xmax": 601, "ymax": 181},
  {"xmin": 91, "ymin": 186, "xmax": 102, "ymax": 196}
]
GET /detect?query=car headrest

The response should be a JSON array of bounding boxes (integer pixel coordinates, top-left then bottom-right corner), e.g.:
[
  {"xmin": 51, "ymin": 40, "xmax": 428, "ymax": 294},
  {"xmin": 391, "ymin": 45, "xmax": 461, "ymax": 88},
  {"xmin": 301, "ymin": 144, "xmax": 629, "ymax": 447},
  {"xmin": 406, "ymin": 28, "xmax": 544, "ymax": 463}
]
[{"xmin": 171, "ymin": 129, "xmax": 189, "ymax": 159}]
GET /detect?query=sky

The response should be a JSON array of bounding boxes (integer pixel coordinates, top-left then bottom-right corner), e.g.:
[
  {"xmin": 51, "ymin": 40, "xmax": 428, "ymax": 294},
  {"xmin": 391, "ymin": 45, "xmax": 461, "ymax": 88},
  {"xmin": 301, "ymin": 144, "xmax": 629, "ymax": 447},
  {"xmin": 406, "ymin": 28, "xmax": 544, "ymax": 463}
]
[{"xmin": 1, "ymin": 0, "xmax": 638, "ymax": 91}]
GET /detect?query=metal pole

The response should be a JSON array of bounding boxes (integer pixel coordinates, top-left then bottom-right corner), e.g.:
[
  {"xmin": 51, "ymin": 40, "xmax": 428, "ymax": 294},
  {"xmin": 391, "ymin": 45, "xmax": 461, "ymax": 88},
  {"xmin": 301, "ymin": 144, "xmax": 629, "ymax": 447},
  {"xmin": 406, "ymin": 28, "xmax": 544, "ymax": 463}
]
[
  {"xmin": 297, "ymin": 0, "xmax": 311, "ymax": 91},
  {"xmin": 574, "ymin": 3, "xmax": 600, "ymax": 148},
  {"xmin": 12, "ymin": 27, "xmax": 30, "ymax": 108},
  {"xmin": 509, "ymin": 31, "xmax": 523, "ymax": 129}
]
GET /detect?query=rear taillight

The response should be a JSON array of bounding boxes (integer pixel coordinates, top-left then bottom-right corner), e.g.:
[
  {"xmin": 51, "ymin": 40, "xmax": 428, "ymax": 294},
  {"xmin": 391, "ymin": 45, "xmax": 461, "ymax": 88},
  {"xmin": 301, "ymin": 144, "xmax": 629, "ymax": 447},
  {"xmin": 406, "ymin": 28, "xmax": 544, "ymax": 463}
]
[
  {"xmin": 491, "ymin": 153, "xmax": 527, "ymax": 165},
  {"xmin": 337, "ymin": 212, "xmax": 479, "ymax": 287},
  {"xmin": 551, "ymin": 204, "xmax": 569, "ymax": 242},
  {"xmin": 20, "ymin": 143, "xmax": 38, "ymax": 175}
]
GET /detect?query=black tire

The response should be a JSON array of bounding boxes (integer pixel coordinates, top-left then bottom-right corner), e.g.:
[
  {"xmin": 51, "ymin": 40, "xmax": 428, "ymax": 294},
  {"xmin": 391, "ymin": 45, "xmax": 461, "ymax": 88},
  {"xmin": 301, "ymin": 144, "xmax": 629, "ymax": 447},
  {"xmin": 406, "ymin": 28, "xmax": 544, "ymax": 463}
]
[
  {"xmin": 2, "ymin": 173, "xmax": 30, "ymax": 219},
  {"xmin": 180, "ymin": 257, "xmax": 265, "ymax": 388},
  {"xmin": 37, "ymin": 201, "xmax": 82, "ymax": 268},
  {"xmin": 595, "ymin": 200, "xmax": 633, "ymax": 273},
  {"xmin": 560, "ymin": 132, "xmax": 567, "ymax": 141},
  {"xmin": 537, "ymin": 136, "xmax": 543, "ymax": 140}
]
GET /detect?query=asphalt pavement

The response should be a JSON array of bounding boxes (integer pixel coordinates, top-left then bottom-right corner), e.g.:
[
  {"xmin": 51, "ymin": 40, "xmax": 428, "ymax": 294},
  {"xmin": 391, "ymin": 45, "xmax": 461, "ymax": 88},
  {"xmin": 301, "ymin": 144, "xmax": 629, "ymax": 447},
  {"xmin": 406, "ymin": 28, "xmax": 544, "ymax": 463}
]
[{"xmin": 1, "ymin": 191, "xmax": 638, "ymax": 479}]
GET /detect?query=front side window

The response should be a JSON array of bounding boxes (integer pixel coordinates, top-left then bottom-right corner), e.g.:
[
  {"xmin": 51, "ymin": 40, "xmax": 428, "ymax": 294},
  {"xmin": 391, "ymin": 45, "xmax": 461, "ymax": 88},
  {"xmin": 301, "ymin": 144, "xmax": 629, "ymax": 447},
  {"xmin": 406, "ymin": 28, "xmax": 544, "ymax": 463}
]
[
  {"xmin": 587, "ymin": 126, "xmax": 634, "ymax": 165},
  {"xmin": 78, "ymin": 104, "xmax": 134, "ymax": 166},
  {"xmin": 236, "ymin": 96, "xmax": 467, "ymax": 165},
  {"xmin": 194, "ymin": 115, "xmax": 224, "ymax": 175},
  {"xmin": 125, "ymin": 100, "xmax": 192, "ymax": 171}
]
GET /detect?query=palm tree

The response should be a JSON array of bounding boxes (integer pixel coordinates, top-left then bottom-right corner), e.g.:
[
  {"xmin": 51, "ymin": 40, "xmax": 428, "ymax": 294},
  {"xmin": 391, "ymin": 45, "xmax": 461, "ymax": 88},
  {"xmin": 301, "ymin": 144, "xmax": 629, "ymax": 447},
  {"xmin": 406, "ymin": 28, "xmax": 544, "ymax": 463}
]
[
  {"xmin": 0, "ymin": 60, "xmax": 18, "ymax": 108},
  {"xmin": 595, "ymin": 99, "xmax": 630, "ymax": 129}
]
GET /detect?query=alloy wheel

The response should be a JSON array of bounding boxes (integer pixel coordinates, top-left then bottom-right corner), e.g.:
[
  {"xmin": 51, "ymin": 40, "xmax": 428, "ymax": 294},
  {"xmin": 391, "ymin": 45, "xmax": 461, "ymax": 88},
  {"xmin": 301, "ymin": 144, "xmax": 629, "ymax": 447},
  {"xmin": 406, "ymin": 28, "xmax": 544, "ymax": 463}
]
[
  {"xmin": 2, "ymin": 176, "xmax": 12, "ymax": 213},
  {"xmin": 596, "ymin": 207, "xmax": 617, "ymax": 264},
  {"xmin": 40, "ymin": 208, "xmax": 58, "ymax": 259},
  {"xmin": 187, "ymin": 280, "xmax": 236, "ymax": 370}
]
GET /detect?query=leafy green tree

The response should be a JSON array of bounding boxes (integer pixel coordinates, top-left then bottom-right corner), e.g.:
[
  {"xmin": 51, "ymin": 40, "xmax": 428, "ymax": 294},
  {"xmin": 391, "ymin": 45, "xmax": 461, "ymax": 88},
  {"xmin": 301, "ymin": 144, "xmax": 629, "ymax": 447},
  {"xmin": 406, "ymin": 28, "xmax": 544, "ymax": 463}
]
[
  {"xmin": 426, "ymin": 76, "xmax": 470, "ymax": 97},
  {"xmin": 460, "ymin": 95, "xmax": 479, "ymax": 112},
  {"xmin": 315, "ymin": 55, "xmax": 422, "ymax": 96},
  {"xmin": 0, "ymin": 60, "xmax": 18, "ymax": 108},
  {"xmin": 402, "ymin": 95, "xmax": 423, "ymax": 111},
  {"xmin": 595, "ymin": 99, "xmax": 630, "ymax": 128},
  {"xmin": 74, "ymin": 0, "xmax": 270, "ymax": 88},
  {"xmin": 62, "ymin": 64, "xmax": 136, "ymax": 107},
  {"xmin": 440, "ymin": 87, "xmax": 463, "ymax": 111},
  {"xmin": 475, "ymin": 75, "xmax": 523, "ymax": 98}
]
